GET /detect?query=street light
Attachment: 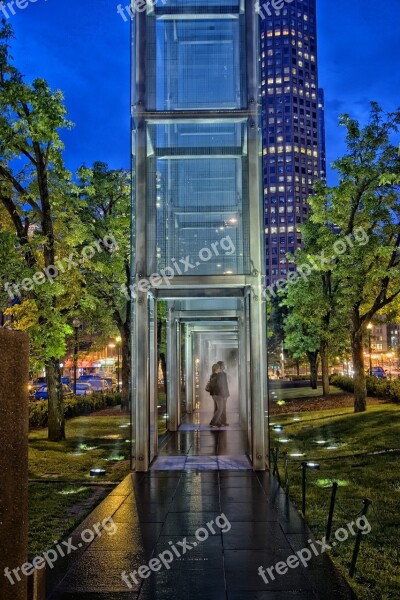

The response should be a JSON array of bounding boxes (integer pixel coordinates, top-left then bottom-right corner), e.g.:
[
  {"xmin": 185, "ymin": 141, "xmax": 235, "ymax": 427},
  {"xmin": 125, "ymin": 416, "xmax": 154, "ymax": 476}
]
[
  {"xmin": 72, "ymin": 318, "xmax": 81, "ymax": 395},
  {"xmin": 107, "ymin": 343, "xmax": 116, "ymax": 377},
  {"xmin": 116, "ymin": 336, "xmax": 122, "ymax": 392},
  {"xmin": 367, "ymin": 323, "xmax": 373, "ymax": 376}
]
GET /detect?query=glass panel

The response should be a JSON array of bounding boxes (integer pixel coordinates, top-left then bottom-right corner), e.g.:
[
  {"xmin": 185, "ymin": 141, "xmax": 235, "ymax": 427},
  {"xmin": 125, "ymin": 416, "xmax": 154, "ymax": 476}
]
[
  {"xmin": 147, "ymin": 12, "xmax": 246, "ymax": 110},
  {"xmin": 147, "ymin": 121, "xmax": 250, "ymax": 275},
  {"xmin": 154, "ymin": 0, "xmax": 242, "ymax": 8}
]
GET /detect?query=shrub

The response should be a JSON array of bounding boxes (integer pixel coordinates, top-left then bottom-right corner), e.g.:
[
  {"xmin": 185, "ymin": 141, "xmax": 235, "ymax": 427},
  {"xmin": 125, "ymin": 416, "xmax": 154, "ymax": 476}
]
[
  {"xmin": 331, "ymin": 374, "xmax": 400, "ymax": 403},
  {"xmin": 29, "ymin": 393, "xmax": 122, "ymax": 429},
  {"xmin": 330, "ymin": 375, "xmax": 354, "ymax": 392},
  {"xmin": 29, "ymin": 400, "xmax": 48, "ymax": 428}
]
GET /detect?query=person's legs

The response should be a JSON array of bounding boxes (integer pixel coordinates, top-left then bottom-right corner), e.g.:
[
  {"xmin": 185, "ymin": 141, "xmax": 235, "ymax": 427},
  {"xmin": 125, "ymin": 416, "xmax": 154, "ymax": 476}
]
[
  {"xmin": 209, "ymin": 395, "xmax": 218, "ymax": 426},
  {"xmin": 210, "ymin": 396, "xmax": 224, "ymax": 427},
  {"xmin": 220, "ymin": 397, "xmax": 228, "ymax": 425}
]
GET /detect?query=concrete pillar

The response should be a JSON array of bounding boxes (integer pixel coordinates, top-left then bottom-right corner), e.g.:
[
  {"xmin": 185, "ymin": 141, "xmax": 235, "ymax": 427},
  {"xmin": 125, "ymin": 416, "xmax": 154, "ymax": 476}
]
[{"xmin": 0, "ymin": 329, "xmax": 29, "ymax": 600}]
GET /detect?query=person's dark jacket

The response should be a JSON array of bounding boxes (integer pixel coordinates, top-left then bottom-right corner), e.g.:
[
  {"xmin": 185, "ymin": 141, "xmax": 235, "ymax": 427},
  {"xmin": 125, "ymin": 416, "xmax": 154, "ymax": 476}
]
[
  {"xmin": 216, "ymin": 371, "xmax": 230, "ymax": 397},
  {"xmin": 208, "ymin": 373, "xmax": 219, "ymax": 396}
]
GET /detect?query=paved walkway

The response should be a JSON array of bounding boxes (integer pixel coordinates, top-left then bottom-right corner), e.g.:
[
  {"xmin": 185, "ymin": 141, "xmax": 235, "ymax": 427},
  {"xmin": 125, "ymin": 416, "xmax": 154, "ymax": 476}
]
[
  {"xmin": 47, "ymin": 471, "xmax": 357, "ymax": 600},
  {"xmin": 152, "ymin": 418, "xmax": 251, "ymax": 470}
]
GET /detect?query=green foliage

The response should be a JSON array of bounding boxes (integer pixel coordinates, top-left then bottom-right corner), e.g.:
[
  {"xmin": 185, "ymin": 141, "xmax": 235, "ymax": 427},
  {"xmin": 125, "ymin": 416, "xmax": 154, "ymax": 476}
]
[
  {"xmin": 331, "ymin": 374, "xmax": 400, "ymax": 403},
  {"xmin": 0, "ymin": 23, "xmax": 85, "ymax": 370},
  {"xmin": 282, "ymin": 103, "xmax": 400, "ymax": 409},
  {"xmin": 329, "ymin": 375, "xmax": 355, "ymax": 393},
  {"xmin": 76, "ymin": 161, "xmax": 131, "ymax": 341},
  {"xmin": 272, "ymin": 402, "xmax": 400, "ymax": 599},
  {"xmin": 29, "ymin": 393, "xmax": 122, "ymax": 429}
]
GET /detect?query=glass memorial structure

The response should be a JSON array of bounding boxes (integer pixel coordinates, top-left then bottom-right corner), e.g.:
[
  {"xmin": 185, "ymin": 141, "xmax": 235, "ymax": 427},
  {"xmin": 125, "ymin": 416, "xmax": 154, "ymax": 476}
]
[{"xmin": 131, "ymin": 0, "xmax": 268, "ymax": 471}]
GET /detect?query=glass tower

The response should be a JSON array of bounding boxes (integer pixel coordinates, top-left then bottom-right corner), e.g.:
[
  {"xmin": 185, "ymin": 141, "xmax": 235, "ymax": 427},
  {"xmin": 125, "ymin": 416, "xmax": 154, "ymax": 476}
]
[{"xmin": 131, "ymin": 0, "xmax": 268, "ymax": 471}]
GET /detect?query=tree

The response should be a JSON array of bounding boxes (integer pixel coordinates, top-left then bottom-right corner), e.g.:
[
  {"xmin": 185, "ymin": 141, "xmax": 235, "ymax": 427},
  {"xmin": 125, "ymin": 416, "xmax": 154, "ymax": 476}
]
[
  {"xmin": 266, "ymin": 293, "xmax": 287, "ymax": 376},
  {"xmin": 306, "ymin": 104, "xmax": 400, "ymax": 411},
  {"xmin": 0, "ymin": 23, "xmax": 82, "ymax": 440},
  {"xmin": 77, "ymin": 162, "xmax": 131, "ymax": 408},
  {"xmin": 283, "ymin": 296, "xmax": 320, "ymax": 389}
]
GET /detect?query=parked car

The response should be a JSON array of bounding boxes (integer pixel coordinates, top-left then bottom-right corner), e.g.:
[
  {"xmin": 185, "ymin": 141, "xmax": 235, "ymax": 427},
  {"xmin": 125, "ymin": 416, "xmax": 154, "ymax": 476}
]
[
  {"xmin": 103, "ymin": 377, "xmax": 117, "ymax": 392},
  {"xmin": 30, "ymin": 376, "xmax": 46, "ymax": 390},
  {"xmin": 61, "ymin": 376, "xmax": 71, "ymax": 385},
  {"xmin": 74, "ymin": 382, "xmax": 93, "ymax": 396},
  {"xmin": 369, "ymin": 366, "xmax": 387, "ymax": 379},
  {"xmin": 34, "ymin": 384, "xmax": 73, "ymax": 401},
  {"xmin": 78, "ymin": 374, "xmax": 101, "ymax": 381},
  {"xmin": 77, "ymin": 376, "xmax": 109, "ymax": 393}
]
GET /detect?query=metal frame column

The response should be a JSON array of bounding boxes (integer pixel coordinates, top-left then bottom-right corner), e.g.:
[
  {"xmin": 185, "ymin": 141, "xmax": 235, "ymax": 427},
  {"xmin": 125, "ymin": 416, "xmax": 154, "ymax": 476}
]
[
  {"xmin": 149, "ymin": 295, "xmax": 158, "ymax": 462},
  {"xmin": 246, "ymin": 0, "xmax": 268, "ymax": 470},
  {"xmin": 167, "ymin": 306, "xmax": 179, "ymax": 431},
  {"xmin": 185, "ymin": 326, "xmax": 193, "ymax": 414}
]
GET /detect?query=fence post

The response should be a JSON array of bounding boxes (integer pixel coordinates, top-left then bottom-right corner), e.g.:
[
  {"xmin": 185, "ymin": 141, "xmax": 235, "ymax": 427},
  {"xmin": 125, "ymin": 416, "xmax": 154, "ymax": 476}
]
[
  {"xmin": 301, "ymin": 462, "xmax": 307, "ymax": 514},
  {"xmin": 282, "ymin": 450, "xmax": 289, "ymax": 494},
  {"xmin": 349, "ymin": 498, "xmax": 372, "ymax": 578},
  {"xmin": 326, "ymin": 481, "xmax": 339, "ymax": 542},
  {"xmin": 301, "ymin": 461, "xmax": 319, "ymax": 515},
  {"xmin": 271, "ymin": 447, "xmax": 281, "ymax": 485}
]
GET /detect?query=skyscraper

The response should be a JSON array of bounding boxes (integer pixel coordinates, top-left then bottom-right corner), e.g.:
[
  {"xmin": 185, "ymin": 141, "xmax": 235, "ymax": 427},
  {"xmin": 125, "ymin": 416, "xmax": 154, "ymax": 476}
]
[{"xmin": 259, "ymin": 0, "xmax": 325, "ymax": 285}]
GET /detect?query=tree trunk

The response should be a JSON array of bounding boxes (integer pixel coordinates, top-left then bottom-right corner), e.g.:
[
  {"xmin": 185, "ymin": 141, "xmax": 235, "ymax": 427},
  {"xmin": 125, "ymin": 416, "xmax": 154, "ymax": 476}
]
[
  {"xmin": 320, "ymin": 339, "xmax": 330, "ymax": 396},
  {"xmin": 306, "ymin": 351, "xmax": 319, "ymax": 389},
  {"xmin": 351, "ymin": 311, "xmax": 367, "ymax": 412},
  {"xmin": 46, "ymin": 358, "xmax": 65, "ymax": 441},
  {"xmin": 159, "ymin": 353, "xmax": 167, "ymax": 395},
  {"xmin": 296, "ymin": 359, "xmax": 300, "ymax": 377}
]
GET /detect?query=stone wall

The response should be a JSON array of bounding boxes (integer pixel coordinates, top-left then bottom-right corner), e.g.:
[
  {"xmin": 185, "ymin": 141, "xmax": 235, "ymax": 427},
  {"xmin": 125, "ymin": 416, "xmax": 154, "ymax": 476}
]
[{"xmin": 0, "ymin": 329, "xmax": 29, "ymax": 600}]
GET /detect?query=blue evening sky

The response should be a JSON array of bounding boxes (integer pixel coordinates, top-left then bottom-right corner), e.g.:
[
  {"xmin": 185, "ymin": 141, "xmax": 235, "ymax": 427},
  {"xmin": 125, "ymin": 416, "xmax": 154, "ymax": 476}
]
[{"xmin": 5, "ymin": 0, "xmax": 400, "ymax": 184}]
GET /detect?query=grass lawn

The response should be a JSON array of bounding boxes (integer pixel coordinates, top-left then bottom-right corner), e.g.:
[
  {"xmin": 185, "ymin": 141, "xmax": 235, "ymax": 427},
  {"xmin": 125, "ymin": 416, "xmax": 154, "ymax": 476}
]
[
  {"xmin": 271, "ymin": 385, "xmax": 343, "ymax": 401},
  {"xmin": 270, "ymin": 394, "xmax": 400, "ymax": 600},
  {"xmin": 29, "ymin": 408, "xmax": 131, "ymax": 554},
  {"xmin": 28, "ymin": 483, "xmax": 111, "ymax": 555}
]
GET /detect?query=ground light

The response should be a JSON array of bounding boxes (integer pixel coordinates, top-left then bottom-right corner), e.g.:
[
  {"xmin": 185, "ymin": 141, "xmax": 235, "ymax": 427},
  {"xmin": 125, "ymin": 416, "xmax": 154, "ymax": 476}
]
[
  {"xmin": 58, "ymin": 486, "xmax": 88, "ymax": 495},
  {"xmin": 90, "ymin": 468, "xmax": 106, "ymax": 477},
  {"xmin": 301, "ymin": 461, "xmax": 320, "ymax": 514},
  {"xmin": 316, "ymin": 478, "xmax": 349, "ymax": 488},
  {"xmin": 289, "ymin": 453, "xmax": 305, "ymax": 458},
  {"xmin": 106, "ymin": 455, "xmax": 125, "ymax": 462},
  {"xmin": 271, "ymin": 424, "xmax": 283, "ymax": 431},
  {"xmin": 79, "ymin": 443, "xmax": 98, "ymax": 451}
]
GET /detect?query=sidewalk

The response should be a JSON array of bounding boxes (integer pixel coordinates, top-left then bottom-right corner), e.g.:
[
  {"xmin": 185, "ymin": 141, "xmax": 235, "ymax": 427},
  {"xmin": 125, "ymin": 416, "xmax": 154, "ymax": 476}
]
[{"xmin": 47, "ymin": 471, "xmax": 357, "ymax": 600}]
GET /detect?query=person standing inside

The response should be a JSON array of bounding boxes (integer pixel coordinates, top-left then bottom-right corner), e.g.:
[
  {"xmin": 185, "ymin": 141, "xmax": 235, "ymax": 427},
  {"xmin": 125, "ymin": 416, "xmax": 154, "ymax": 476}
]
[
  {"xmin": 207, "ymin": 364, "xmax": 222, "ymax": 427},
  {"xmin": 217, "ymin": 360, "xmax": 230, "ymax": 427}
]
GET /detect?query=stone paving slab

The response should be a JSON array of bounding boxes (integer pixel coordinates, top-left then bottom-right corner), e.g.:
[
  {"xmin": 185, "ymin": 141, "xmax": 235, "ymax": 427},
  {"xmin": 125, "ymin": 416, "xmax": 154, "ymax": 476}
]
[{"xmin": 47, "ymin": 472, "xmax": 357, "ymax": 600}]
